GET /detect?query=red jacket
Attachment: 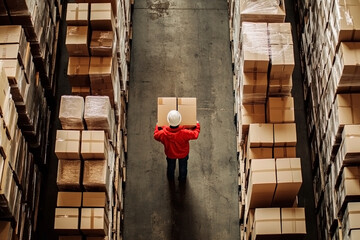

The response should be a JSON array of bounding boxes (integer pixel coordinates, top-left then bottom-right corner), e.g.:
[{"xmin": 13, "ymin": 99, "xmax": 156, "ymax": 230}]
[{"xmin": 154, "ymin": 123, "xmax": 200, "ymax": 159}]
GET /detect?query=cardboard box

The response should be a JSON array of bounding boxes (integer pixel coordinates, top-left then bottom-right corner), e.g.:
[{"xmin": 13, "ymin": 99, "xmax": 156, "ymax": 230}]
[
  {"xmin": 90, "ymin": 31, "xmax": 114, "ymax": 56},
  {"xmin": 270, "ymin": 45, "xmax": 294, "ymax": 79},
  {"xmin": 0, "ymin": 59, "xmax": 24, "ymax": 85},
  {"xmin": 0, "ymin": 44, "xmax": 19, "ymax": 61},
  {"xmin": 66, "ymin": 26, "xmax": 89, "ymax": 56},
  {"xmin": 89, "ymin": 57, "xmax": 113, "ymax": 87},
  {"xmin": 339, "ymin": 5, "xmax": 360, "ymax": 42},
  {"xmin": 55, "ymin": 130, "xmax": 81, "ymax": 159},
  {"xmin": 0, "ymin": 63, "xmax": 10, "ymax": 117},
  {"xmin": 268, "ymin": 23, "xmax": 293, "ymax": 45},
  {"xmin": 341, "ymin": 124, "xmax": 360, "ymax": 162},
  {"xmin": 343, "ymin": 202, "xmax": 360, "ymax": 238},
  {"xmin": 240, "ymin": 0, "xmax": 286, "ymax": 23},
  {"xmin": 84, "ymin": 96, "xmax": 112, "ymax": 133},
  {"xmin": 72, "ymin": 86, "xmax": 91, "ymax": 98},
  {"xmin": 81, "ymin": 130, "xmax": 108, "ymax": 159},
  {"xmin": 157, "ymin": 97, "xmax": 177, "ymax": 126},
  {"xmin": 57, "ymin": 192, "xmax": 82, "ymax": 207},
  {"xmin": 274, "ymin": 147, "xmax": 296, "ymax": 158},
  {"xmin": 57, "ymin": 160, "xmax": 81, "ymax": 191},
  {"xmin": 80, "ymin": 208, "xmax": 108, "ymax": 235},
  {"xmin": 243, "ymin": 48, "xmax": 269, "ymax": 73},
  {"xmin": 247, "ymin": 159, "xmax": 276, "ymax": 208},
  {"xmin": 281, "ymin": 208, "xmax": 306, "ymax": 235},
  {"xmin": 54, "ymin": 208, "xmax": 79, "ymax": 234},
  {"xmin": 83, "ymin": 159, "xmax": 109, "ymax": 192},
  {"xmin": 267, "ymin": 97, "xmax": 295, "ymax": 123},
  {"xmin": 253, "ymin": 208, "xmax": 281, "ymax": 239},
  {"xmin": 336, "ymin": 94, "xmax": 360, "ymax": 125},
  {"xmin": 177, "ymin": 97, "xmax": 197, "ymax": 127},
  {"xmin": 268, "ymin": 77, "xmax": 293, "ymax": 95},
  {"xmin": 66, "ymin": 3, "xmax": 89, "ymax": 26},
  {"xmin": 241, "ymin": 104, "xmax": 266, "ymax": 133},
  {"xmin": 59, "ymin": 95, "xmax": 85, "ymax": 130},
  {"xmin": 339, "ymin": 42, "xmax": 360, "ymax": 79},
  {"xmin": 83, "ymin": 192, "xmax": 107, "ymax": 207},
  {"xmin": 248, "ymin": 123, "xmax": 274, "ymax": 147},
  {"xmin": 273, "ymin": 158, "xmax": 302, "ymax": 206},
  {"xmin": 87, "ymin": 237, "xmax": 109, "ymax": 240},
  {"xmin": 67, "ymin": 57, "xmax": 90, "ymax": 87},
  {"xmin": 243, "ymin": 72, "xmax": 268, "ymax": 95},
  {"xmin": 247, "ymin": 147, "xmax": 273, "ymax": 160},
  {"xmin": 90, "ymin": 3, "xmax": 113, "ymax": 31},
  {"xmin": 274, "ymin": 123, "xmax": 297, "ymax": 147},
  {"xmin": 349, "ymin": 230, "xmax": 360, "ymax": 240}
]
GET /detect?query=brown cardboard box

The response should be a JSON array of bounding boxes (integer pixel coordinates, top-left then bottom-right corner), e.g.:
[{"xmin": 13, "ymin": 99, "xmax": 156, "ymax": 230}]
[
  {"xmin": 268, "ymin": 23, "xmax": 293, "ymax": 46},
  {"xmin": 349, "ymin": 229, "xmax": 360, "ymax": 240},
  {"xmin": 336, "ymin": 94, "xmax": 354, "ymax": 125},
  {"xmin": 241, "ymin": 104, "xmax": 265, "ymax": 133},
  {"xmin": 90, "ymin": 31, "xmax": 114, "ymax": 56},
  {"xmin": 248, "ymin": 123, "xmax": 274, "ymax": 147},
  {"xmin": 267, "ymin": 97, "xmax": 295, "ymax": 123},
  {"xmin": 270, "ymin": 45, "xmax": 294, "ymax": 79},
  {"xmin": 268, "ymin": 77, "xmax": 293, "ymax": 96},
  {"xmin": 89, "ymin": 57, "xmax": 113, "ymax": 87},
  {"xmin": 66, "ymin": 26, "xmax": 89, "ymax": 56},
  {"xmin": 84, "ymin": 96, "xmax": 112, "ymax": 132},
  {"xmin": 72, "ymin": 86, "xmax": 91, "ymax": 98},
  {"xmin": 243, "ymin": 47, "xmax": 269, "ymax": 73},
  {"xmin": 90, "ymin": 3, "xmax": 113, "ymax": 31},
  {"xmin": 66, "ymin": 3, "xmax": 89, "ymax": 26},
  {"xmin": 240, "ymin": 0, "xmax": 286, "ymax": 23},
  {"xmin": 242, "ymin": 72, "xmax": 268, "ymax": 95},
  {"xmin": 87, "ymin": 237, "xmax": 109, "ymax": 240},
  {"xmin": 83, "ymin": 192, "xmax": 107, "ymax": 207},
  {"xmin": 0, "ymin": 63, "xmax": 10, "ymax": 117},
  {"xmin": 0, "ymin": 44, "xmax": 19, "ymax": 60},
  {"xmin": 81, "ymin": 131, "xmax": 108, "ymax": 159},
  {"xmin": 0, "ymin": 59, "xmax": 24, "ymax": 85},
  {"xmin": 339, "ymin": 42, "xmax": 360, "ymax": 79},
  {"xmin": 83, "ymin": 159, "xmax": 108, "ymax": 192},
  {"xmin": 341, "ymin": 125, "xmax": 360, "ymax": 162},
  {"xmin": 68, "ymin": 57, "xmax": 90, "ymax": 87},
  {"xmin": 253, "ymin": 208, "xmax": 281, "ymax": 239},
  {"xmin": 80, "ymin": 208, "xmax": 108, "ymax": 235},
  {"xmin": 59, "ymin": 95, "xmax": 85, "ymax": 130},
  {"xmin": 177, "ymin": 97, "xmax": 197, "ymax": 127},
  {"xmin": 247, "ymin": 147, "xmax": 273, "ymax": 160},
  {"xmin": 339, "ymin": 5, "xmax": 360, "ymax": 42},
  {"xmin": 57, "ymin": 160, "xmax": 81, "ymax": 191},
  {"xmin": 351, "ymin": 94, "xmax": 360, "ymax": 123},
  {"xmin": 343, "ymin": 202, "xmax": 360, "ymax": 237},
  {"xmin": 57, "ymin": 192, "xmax": 82, "ymax": 207},
  {"xmin": 157, "ymin": 97, "xmax": 177, "ymax": 126},
  {"xmin": 0, "ymin": 221, "xmax": 12, "ymax": 240},
  {"xmin": 274, "ymin": 147, "xmax": 296, "ymax": 158},
  {"xmin": 281, "ymin": 208, "xmax": 306, "ymax": 235},
  {"xmin": 55, "ymin": 130, "xmax": 81, "ymax": 159},
  {"xmin": 54, "ymin": 208, "xmax": 79, "ymax": 234},
  {"xmin": 247, "ymin": 159, "xmax": 276, "ymax": 208},
  {"xmin": 273, "ymin": 158, "xmax": 302, "ymax": 206},
  {"xmin": 274, "ymin": 123, "xmax": 297, "ymax": 147}
]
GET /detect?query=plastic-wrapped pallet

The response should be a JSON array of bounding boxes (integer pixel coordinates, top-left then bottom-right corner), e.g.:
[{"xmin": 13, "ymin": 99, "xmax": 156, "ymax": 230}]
[
  {"xmin": 239, "ymin": 0, "xmax": 286, "ymax": 23},
  {"xmin": 58, "ymin": 95, "xmax": 85, "ymax": 130},
  {"xmin": 84, "ymin": 96, "xmax": 112, "ymax": 134}
]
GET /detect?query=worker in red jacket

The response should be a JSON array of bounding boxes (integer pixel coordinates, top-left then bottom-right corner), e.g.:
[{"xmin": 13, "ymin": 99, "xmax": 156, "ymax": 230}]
[{"xmin": 154, "ymin": 110, "xmax": 200, "ymax": 183}]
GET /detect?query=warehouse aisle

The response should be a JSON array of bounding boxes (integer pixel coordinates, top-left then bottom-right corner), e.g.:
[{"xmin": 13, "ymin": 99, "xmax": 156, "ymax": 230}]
[{"xmin": 124, "ymin": 0, "xmax": 239, "ymax": 239}]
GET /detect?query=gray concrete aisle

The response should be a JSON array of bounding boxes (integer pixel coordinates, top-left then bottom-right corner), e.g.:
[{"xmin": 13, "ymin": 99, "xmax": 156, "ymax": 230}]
[{"xmin": 124, "ymin": 0, "xmax": 239, "ymax": 239}]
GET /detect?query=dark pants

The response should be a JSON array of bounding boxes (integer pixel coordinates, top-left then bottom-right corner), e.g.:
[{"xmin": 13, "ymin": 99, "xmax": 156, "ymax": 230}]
[{"xmin": 166, "ymin": 155, "xmax": 189, "ymax": 181}]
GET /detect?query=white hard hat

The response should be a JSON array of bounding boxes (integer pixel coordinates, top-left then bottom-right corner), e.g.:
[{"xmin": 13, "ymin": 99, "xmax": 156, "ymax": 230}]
[{"xmin": 167, "ymin": 110, "xmax": 182, "ymax": 127}]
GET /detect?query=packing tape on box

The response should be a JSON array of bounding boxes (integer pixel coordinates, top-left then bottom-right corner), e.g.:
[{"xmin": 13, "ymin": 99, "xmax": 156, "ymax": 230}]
[{"xmin": 55, "ymin": 213, "xmax": 78, "ymax": 218}]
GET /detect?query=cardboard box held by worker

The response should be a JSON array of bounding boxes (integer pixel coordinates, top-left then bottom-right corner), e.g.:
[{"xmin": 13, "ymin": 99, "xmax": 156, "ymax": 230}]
[{"xmin": 157, "ymin": 97, "xmax": 197, "ymax": 128}]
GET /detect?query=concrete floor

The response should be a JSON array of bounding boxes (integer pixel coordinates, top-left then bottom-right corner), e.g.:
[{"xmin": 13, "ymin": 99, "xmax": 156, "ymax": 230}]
[{"xmin": 124, "ymin": 0, "xmax": 239, "ymax": 240}]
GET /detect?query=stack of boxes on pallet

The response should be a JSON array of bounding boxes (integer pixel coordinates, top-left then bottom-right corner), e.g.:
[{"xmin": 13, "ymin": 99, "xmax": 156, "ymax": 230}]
[
  {"xmin": 296, "ymin": 0, "xmax": 360, "ymax": 239},
  {"xmin": 0, "ymin": 0, "xmax": 62, "ymax": 239},
  {"xmin": 228, "ymin": 1, "xmax": 307, "ymax": 239},
  {"xmin": 55, "ymin": 0, "xmax": 133, "ymax": 239}
]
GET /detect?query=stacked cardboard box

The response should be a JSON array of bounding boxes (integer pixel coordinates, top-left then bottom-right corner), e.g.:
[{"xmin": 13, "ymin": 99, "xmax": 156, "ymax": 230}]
[
  {"xmin": 296, "ymin": 0, "xmax": 360, "ymax": 237},
  {"xmin": 227, "ymin": 3, "xmax": 305, "ymax": 238}
]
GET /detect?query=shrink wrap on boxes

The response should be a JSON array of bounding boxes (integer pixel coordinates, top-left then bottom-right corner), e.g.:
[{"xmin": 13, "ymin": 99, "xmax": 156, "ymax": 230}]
[
  {"xmin": 83, "ymin": 159, "xmax": 109, "ymax": 192},
  {"xmin": 56, "ymin": 160, "xmax": 81, "ymax": 191},
  {"xmin": 84, "ymin": 96, "xmax": 112, "ymax": 133},
  {"xmin": 240, "ymin": 0, "xmax": 286, "ymax": 23},
  {"xmin": 59, "ymin": 95, "xmax": 85, "ymax": 130},
  {"xmin": 90, "ymin": 31, "xmax": 114, "ymax": 57}
]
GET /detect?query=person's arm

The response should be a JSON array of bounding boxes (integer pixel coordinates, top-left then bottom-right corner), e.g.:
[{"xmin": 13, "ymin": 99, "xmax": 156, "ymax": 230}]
[
  {"xmin": 154, "ymin": 125, "xmax": 163, "ymax": 141},
  {"xmin": 184, "ymin": 122, "xmax": 200, "ymax": 140}
]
